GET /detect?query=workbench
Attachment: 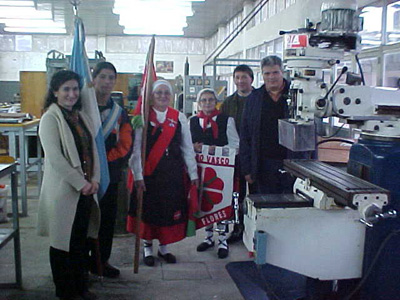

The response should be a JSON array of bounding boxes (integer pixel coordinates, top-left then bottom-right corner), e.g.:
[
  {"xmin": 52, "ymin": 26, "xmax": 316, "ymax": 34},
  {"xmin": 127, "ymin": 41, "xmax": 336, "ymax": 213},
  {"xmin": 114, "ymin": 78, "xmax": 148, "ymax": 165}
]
[
  {"xmin": 0, "ymin": 119, "xmax": 42, "ymax": 217},
  {"xmin": 0, "ymin": 163, "xmax": 22, "ymax": 289}
]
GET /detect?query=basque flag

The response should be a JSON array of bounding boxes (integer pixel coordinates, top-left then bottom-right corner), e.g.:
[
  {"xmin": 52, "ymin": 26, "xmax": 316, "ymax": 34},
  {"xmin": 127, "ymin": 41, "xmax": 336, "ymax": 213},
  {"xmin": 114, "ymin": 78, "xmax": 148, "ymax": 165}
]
[
  {"xmin": 70, "ymin": 17, "xmax": 110, "ymax": 199},
  {"xmin": 131, "ymin": 35, "xmax": 157, "ymax": 129},
  {"xmin": 127, "ymin": 35, "xmax": 156, "ymax": 192}
]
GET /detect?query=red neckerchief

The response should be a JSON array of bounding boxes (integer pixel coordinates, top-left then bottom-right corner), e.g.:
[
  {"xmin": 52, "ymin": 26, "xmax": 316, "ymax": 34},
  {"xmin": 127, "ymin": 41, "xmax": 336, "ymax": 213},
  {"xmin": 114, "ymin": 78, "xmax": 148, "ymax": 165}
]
[
  {"xmin": 144, "ymin": 107, "xmax": 179, "ymax": 176},
  {"xmin": 149, "ymin": 108, "xmax": 162, "ymax": 135},
  {"xmin": 197, "ymin": 110, "xmax": 220, "ymax": 139}
]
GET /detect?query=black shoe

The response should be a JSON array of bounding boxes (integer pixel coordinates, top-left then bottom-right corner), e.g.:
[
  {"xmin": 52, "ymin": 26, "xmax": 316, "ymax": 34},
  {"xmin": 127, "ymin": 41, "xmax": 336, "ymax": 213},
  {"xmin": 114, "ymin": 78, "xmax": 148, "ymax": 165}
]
[
  {"xmin": 227, "ymin": 226, "xmax": 243, "ymax": 244},
  {"xmin": 103, "ymin": 262, "xmax": 120, "ymax": 278},
  {"xmin": 80, "ymin": 290, "xmax": 97, "ymax": 300},
  {"xmin": 83, "ymin": 270, "xmax": 89, "ymax": 283},
  {"xmin": 59, "ymin": 296, "xmax": 80, "ymax": 300},
  {"xmin": 90, "ymin": 262, "xmax": 120, "ymax": 278},
  {"xmin": 157, "ymin": 251, "xmax": 177, "ymax": 263},
  {"xmin": 143, "ymin": 253, "xmax": 155, "ymax": 266},
  {"xmin": 196, "ymin": 241, "xmax": 215, "ymax": 252},
  {"xmin": 218, "ymin": 247, "xmax": 229, "ymax": 259}
]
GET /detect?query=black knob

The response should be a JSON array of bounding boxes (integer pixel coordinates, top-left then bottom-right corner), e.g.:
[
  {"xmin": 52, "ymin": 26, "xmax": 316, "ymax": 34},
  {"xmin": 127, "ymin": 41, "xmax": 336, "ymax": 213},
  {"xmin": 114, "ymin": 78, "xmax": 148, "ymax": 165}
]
[{"xmin": 316, "ymin": 98, "xmax": 326, "ymax": 107}]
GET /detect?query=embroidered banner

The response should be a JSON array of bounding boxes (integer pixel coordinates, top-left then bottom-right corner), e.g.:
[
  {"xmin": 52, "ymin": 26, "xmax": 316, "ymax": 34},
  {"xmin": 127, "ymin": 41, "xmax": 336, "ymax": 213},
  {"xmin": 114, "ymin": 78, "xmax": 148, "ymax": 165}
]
[{"xmin": 195, "ymin": 146, "xmax": 236, "ymax": 229}]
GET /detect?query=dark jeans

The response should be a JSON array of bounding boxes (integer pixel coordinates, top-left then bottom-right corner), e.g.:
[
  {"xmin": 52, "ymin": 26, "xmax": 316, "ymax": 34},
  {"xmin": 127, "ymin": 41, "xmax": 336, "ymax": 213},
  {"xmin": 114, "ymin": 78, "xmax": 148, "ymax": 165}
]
[
  {"xmin": 90, "ymin": 183, "xmax": 118, "ymax": 265},
  {"xmin": 250, "ymin": 158, "xmax": 295, "ymax": 194},
  {"xmin": 238, "ymin": 174, "xmax": 246, "ymax": 224},
  {"xmin": 233, "ymin": 160, "xmax": 246, "ymax": 225},
  {"xmin": 50, "ymin": 195, "xmax": 93, "ymax": 298}
]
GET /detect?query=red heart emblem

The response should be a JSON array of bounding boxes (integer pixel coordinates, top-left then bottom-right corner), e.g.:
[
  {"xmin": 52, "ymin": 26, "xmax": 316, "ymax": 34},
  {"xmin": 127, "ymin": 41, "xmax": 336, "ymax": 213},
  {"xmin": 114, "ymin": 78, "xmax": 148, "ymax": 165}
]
[
  {"xmin": 203, "ymin": 168, "xmax": 224, "ymax": 190},
  {"xmin": 201, "ymin": 190, "xmax": 223, "ymax": 211},
  {"xmin": 199, "ymin": 167, "xmax": 224, "ymax": 212}
]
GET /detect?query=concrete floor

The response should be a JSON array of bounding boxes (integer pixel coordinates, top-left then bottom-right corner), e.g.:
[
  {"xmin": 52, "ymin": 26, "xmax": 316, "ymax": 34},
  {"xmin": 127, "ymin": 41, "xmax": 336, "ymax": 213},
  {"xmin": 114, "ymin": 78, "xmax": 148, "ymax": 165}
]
[{"xmin": 0, "ymin": 174, "xmax": 250, "ymax": 300}]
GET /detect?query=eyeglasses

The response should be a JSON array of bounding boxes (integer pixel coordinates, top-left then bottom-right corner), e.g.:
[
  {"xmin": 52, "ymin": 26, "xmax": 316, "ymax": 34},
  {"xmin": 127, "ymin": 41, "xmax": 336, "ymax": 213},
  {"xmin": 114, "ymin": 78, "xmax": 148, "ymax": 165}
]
[
  {"xmin": 199, "ymin": 98, "xmax": 216, "ymax": 103},
  {"xmin": 154, "ymin": 91, "xmax": 171, "ymax": 96}
]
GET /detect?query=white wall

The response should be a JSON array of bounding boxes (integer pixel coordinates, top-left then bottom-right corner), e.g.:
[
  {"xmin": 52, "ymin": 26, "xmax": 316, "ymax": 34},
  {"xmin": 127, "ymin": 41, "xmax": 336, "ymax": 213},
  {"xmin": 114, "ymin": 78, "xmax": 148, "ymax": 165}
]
[
  {"xmin": 215, "ymin": 0, "xmax": 327, "ymax": 59},
  {"xmin": 0, "ymin": 34, "xmax": 206, "ymax": 81},
  {"xmin": 0, "ymin": 0, "xmax": 375, "ymax": 82}
]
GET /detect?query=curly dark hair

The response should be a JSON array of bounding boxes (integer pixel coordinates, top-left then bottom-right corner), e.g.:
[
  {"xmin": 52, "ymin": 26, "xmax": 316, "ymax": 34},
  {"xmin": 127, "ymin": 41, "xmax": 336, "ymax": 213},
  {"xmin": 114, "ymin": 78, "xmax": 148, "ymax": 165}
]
[{"xmin": 43, "ymin": 70, "xmax": 82, "ymax": 110}]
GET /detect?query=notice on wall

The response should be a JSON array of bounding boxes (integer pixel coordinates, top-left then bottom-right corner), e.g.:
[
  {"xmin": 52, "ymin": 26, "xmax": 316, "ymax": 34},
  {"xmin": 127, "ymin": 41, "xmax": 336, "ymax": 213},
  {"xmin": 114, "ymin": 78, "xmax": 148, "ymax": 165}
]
[
  {"xmin": 156, "ymin": 60, "xmax": 174, "ymax": 73},
  {"xmin": 15, "ymin": 35, "xmax": 32, "ymax": 52}
]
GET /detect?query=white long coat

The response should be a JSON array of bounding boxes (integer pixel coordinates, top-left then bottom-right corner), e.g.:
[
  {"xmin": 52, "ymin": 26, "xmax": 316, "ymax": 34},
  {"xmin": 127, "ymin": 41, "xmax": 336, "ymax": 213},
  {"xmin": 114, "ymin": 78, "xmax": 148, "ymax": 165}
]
[{"xmin": 37, "ymin": 103, "xmax": 100, "ymax": 252}]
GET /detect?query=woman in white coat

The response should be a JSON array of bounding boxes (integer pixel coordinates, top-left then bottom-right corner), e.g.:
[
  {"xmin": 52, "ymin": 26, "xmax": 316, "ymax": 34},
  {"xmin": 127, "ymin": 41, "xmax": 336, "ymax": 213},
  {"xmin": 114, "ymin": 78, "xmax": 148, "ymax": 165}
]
[{"xmin": 37, "ymin": 70, "xmax": 100, "ymax": 300}]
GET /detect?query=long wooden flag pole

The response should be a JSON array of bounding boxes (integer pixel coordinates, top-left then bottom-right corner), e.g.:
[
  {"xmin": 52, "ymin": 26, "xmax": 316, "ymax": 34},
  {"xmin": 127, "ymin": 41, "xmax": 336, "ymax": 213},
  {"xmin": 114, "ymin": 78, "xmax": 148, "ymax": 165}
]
[{"xmin": 134, "ymin": 36, "xmax": 155, "ymax": 274}]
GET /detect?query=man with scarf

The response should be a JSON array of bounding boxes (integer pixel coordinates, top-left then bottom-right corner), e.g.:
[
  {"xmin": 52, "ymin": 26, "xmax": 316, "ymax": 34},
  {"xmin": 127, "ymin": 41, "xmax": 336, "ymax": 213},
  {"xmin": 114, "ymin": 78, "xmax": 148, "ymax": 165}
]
[
  {"xmin": 220, "ymin": 64, "xmax": 254, "ymax": 244},
  {"xmin": 190, "ymin": 88, "xmax": 239, "ymax": 259},
  {"xmin": 88, "ymin": 62, "xmax": 133, "ymax": 278}
]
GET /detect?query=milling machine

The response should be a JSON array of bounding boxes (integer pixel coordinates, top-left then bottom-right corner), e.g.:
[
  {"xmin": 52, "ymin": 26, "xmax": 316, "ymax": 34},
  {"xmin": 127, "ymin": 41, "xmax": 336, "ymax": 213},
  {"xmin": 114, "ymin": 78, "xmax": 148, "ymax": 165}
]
[{"xmin": 244, "ymin": 1, "xmax": 400, "ymax": 299}]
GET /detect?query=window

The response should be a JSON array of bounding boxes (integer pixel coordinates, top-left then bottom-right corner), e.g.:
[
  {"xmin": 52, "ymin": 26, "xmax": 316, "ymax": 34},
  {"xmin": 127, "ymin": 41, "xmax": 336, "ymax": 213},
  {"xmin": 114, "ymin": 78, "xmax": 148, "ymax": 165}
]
[
  {"xmin": 266, "ymin": 42, "xmax": 274, "ymax": 56},
  {"xmin": 247, "ymin": 2, "xmax": 256, "ymax": 29},
  {"xmin": 359, "ymin": 6, "xmax": 382, "ymax": 48},
  {"xmin": 386, "ymin": 1, "xmax": 400, "ymax": 44},
  {"xmin": 286, "ymin": 0, "xmax": 295, "ymax": 8},
  {"xmin": 359, "ymin": 57, "xmax": 378, "ymax": 86},
  {"xmin": 274, "ymin": 38, "xmax": 283, "ymax": 58},
  {"xmin": 277, "ymin": 0, "xmax": 285, "ymax": 13},
  {"xmin": 261, "ymin": 1, "xmax": 268, "ymax": 21},
  {"xmin": 269, "ymin": 0, "xmax": 276, "ymax": 17},
  {"xmin": 255, "ymin": 0, "xmax": 262, "ymax": 26},
  {"xmin": 384, "ymin": 52, "xmax": 400, "ymax": 87}
]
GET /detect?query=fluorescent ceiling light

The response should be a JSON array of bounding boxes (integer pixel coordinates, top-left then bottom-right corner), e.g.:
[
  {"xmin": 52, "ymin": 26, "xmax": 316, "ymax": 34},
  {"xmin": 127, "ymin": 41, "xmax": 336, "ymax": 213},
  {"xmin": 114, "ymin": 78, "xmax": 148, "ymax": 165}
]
[
  {"xmin": 0, "ymin": 7, "xmax": 52, "ymax": 18},
  {"xmin": 0, "ymin": 1, "xmax": 34, "ymax": 6},
  {"xmin": 114, "ymin": 0, "xmax": 204, "ymax": 35},
  {"xmin": 0, "ymin": 19, "xmax": 64, "ymax": 28},
  {"xmin": 0, "ymin": 0, "xmax": 66, "ymax": 33},
  {"xmin": 4, "ymin": 27, "xmax": 66, "ymax": 33}
]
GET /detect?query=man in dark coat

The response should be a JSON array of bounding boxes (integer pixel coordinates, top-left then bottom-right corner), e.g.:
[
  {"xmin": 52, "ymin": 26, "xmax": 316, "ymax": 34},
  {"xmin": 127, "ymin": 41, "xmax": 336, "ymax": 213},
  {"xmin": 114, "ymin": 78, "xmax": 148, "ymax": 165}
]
[{"xmin": 240, "ymin": 55, "xmax": 312, "ymax": 194}]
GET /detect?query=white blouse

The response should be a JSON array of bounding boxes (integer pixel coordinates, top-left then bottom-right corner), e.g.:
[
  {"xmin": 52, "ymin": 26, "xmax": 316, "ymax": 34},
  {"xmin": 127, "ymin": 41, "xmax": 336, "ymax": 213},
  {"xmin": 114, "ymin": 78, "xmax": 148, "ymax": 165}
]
[{"xmin": 129, "ymin": 107, "xmax": 198, "ymax": 181}]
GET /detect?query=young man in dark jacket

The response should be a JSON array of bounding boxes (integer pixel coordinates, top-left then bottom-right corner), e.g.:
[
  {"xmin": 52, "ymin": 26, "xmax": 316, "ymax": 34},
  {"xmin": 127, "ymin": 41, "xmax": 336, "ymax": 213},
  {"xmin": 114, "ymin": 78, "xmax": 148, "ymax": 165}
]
[
  {"xmin": 90, "ymin": 62, "xmax": 133, "ymax": 278},
  {"xmin": 220, "ymin": 65, "xmax": 254, "ymax": 244}
]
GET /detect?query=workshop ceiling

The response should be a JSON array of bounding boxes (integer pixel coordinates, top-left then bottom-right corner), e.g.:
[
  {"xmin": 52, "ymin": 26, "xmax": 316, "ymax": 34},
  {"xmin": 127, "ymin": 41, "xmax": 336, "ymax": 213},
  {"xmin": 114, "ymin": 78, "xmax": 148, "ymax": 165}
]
[
  {"xmin": 184, "ymin": 0, "xmax": 250, "ymax": 37},
  {"xmin": 61, "ymin": 0, "xmax": 123, "ymax": 35},
  {"xmin": 0, "ymin": 0, "xmax": 387, "ymax": 37},
  {"xmin": 0, "ymin": 0, "xmax": 250, "ymax": 37}
]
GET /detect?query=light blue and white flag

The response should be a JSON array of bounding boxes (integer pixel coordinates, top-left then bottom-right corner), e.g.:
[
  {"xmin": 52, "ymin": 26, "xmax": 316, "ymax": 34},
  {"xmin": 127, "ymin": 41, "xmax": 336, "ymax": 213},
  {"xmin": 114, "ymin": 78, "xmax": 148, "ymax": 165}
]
[{"xmin": 70, "ymin": 17, "xmax": 110, "ymax": 199}]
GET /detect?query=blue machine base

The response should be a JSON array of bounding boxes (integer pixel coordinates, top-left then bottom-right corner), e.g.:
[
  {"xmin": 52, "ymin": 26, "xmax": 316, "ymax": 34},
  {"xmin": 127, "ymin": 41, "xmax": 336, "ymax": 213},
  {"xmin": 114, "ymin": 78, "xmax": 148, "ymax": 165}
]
[
  {"xmin": 348, "ymin": 137, "xmax": 400, "ymax": 300},
  {"xmin": 226, "ymin": 262, "xmax": 362, "ymax": 300},
  {"xmin": 226, "ymin": 261, "xmax": 307, "ymax": 300}
]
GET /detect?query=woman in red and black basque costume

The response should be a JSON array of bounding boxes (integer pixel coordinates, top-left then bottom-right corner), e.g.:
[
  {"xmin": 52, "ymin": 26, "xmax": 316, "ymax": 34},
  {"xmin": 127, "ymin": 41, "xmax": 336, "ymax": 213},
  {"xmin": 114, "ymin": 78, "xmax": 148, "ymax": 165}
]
[
  {"xmin": 189, "ymin": 88, "xmax": 239, "ymax": 259},
  {"xmin": 127, "ymin": 80, "xmax": 199, "ymax": 266}
]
